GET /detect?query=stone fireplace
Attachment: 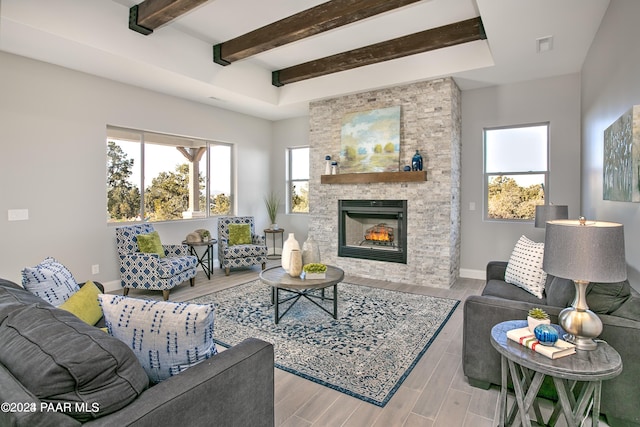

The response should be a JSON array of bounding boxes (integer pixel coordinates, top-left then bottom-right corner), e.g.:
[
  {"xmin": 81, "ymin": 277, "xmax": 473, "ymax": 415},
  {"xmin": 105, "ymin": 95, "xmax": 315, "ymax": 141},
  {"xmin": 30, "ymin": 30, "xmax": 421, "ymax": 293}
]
[{"xmin": 308, "ymin": 78, "xmax": 461, "ymax": 288}]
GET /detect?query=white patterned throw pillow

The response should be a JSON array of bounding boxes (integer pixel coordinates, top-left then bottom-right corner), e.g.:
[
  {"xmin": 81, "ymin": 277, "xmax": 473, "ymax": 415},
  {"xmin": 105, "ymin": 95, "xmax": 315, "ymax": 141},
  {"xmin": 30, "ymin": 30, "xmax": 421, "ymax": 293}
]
[
  {"xmin": 98, "ymin": 295, "xmax": 217, "ymax": 383},
  {"xmin": 504, "ymin": 235, "xmax": 547, "ymax": 299},
  {"xmin": 21, "ymin": 257, "xmax": 80, "ymax": 306}
]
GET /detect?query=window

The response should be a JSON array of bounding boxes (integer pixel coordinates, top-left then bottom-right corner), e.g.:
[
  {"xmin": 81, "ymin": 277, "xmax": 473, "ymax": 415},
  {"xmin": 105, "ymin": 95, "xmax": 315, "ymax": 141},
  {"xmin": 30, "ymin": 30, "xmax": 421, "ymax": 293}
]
[
  {"xmin": 287, "ymin": 147, "xmax": 309, "ymax": 213},
  {"xmin": 484, "ymin": 123, "xmax": 549, "ymax": 221},
  {"xmin": 106, "ymin": 126, "xmax": 233, "ymax": 223}
]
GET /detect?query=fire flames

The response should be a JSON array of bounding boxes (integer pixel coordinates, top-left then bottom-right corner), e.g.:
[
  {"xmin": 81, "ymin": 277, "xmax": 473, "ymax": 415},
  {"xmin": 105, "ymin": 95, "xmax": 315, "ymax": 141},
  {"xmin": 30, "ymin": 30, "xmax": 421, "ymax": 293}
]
[{"xmin": 364, "ymin": 223, "xmax": 394, "ymax": 242}]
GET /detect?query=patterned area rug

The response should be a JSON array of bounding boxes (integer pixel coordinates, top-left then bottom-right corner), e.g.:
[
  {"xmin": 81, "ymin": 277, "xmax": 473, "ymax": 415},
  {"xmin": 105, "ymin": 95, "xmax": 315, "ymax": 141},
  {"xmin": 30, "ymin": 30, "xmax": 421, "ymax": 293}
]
[{"xmin": 189, "ymin": 280, "xmax": 459, "ymax": 407}]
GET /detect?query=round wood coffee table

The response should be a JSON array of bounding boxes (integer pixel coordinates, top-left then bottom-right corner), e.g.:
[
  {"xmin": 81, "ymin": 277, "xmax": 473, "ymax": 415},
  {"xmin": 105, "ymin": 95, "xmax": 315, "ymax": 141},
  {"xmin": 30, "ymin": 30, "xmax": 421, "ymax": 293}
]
[{"xmin": 259, "ymin": 265, "xmax": 344, "ymax": 324}]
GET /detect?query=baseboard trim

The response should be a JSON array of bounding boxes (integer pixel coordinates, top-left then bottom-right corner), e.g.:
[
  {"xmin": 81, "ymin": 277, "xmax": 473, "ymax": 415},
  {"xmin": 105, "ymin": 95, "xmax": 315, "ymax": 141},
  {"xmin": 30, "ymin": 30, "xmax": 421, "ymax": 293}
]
[{"xmin": 459, "ymin": 268, "xmax": 484, "ymax": 280}]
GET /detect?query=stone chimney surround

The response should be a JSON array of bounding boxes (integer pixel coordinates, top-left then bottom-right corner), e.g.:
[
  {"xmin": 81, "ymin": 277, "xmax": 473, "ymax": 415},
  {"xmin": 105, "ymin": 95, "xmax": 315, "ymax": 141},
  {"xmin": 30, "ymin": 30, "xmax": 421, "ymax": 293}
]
[{"xmin": 307, "ymin": 78, "xmax": 461, "ymax": 289}]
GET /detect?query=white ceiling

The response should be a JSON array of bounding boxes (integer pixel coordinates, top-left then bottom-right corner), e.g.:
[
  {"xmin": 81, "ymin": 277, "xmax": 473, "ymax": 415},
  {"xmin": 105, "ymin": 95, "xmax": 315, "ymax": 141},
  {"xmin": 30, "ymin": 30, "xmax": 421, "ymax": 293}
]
[{"xmin": 0, "ymin": 0, "xmax": 609, "ymax": 120}]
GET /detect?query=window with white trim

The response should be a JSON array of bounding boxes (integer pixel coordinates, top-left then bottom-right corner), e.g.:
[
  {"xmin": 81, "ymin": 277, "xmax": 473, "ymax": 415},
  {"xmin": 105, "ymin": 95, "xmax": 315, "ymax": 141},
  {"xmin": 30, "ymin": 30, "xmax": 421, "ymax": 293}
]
[
  {"xmin": 287, "ymin": 146, "xmax": 309, "ymax": 213},
  {"xmin": 106, "ymin": 126, "xmax": 233, "ymax": 223},
  {"xmin": 484, "ymin": 123, "xmax": 549, "ymax": 221}
]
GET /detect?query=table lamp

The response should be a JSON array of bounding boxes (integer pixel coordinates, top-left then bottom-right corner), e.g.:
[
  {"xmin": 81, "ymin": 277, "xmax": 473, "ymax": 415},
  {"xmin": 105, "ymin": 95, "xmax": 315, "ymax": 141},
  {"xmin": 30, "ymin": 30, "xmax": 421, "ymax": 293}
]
[
  {"xmin": 543, "ymin": 218, "xmax": 626, "ymax": 350},
  {"xmin": 534, "ymin": 204, "xmax": 568, "ymax": 228}
]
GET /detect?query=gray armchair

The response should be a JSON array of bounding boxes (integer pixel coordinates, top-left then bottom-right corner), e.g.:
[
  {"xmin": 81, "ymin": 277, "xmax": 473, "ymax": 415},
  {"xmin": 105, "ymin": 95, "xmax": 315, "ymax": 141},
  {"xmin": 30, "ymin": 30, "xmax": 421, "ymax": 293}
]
[{"xmin": 217, "ymin": 216, "xmax": 268, "ymax": 276}]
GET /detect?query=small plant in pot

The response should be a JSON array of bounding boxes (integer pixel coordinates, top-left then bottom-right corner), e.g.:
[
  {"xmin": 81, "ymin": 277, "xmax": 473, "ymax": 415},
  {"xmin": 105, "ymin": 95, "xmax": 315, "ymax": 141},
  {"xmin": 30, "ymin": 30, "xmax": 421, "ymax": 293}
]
[
  {"xmin": 264, "ymin": 192, "xmax": 280, "ymax": 230},
  {"xmin": 196, "ymin": 229, "xmax": 211, "ymax": 241},
  {"xmin": 527, "ymin": 307, "xmax": 550, "ymax": 332},
  {"xmin": 302, "ymin": 263, "xmax": 327, "ymax": 279}
]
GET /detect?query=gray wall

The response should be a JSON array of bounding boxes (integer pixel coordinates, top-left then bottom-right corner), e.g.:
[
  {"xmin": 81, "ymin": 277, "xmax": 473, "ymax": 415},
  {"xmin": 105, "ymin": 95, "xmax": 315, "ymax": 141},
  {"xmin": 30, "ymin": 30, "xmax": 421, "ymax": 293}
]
[
  {"xmin": 460, "ymin": 73, "xmax": 582, "ymax": 277},
  {"xmin": 581, "ymin": 0, "xmax": 640, "ymax": 289},
  {"xmin": 0, "ymin": 52, "xmax": 272, "ymax": 288},
  {"xmin": 271, "ymin": 117, "xmax": 310, "ymax": 243}
]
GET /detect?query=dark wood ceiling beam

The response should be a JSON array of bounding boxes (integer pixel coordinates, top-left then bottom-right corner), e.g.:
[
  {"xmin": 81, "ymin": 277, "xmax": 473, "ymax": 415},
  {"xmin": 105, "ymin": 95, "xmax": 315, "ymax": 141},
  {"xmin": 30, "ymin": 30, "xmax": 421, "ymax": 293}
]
[
  {"xmin": 213, "ymin": 0, "xmax": 422, "ymax": 66},
  {"xmin": 129, "ymin": 0, "xmax": 209, "ymax": 35},
  {"xmin": 272, "ymin": 17, "xmax": 486, "ymax": 87}
]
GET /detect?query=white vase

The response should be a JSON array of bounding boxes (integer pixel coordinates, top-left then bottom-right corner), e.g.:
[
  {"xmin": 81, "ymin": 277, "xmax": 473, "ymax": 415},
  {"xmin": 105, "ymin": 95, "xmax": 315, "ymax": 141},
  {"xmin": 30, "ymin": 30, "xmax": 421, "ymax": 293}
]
[
  {"xmin": 281, "ymin": 233, "xmax": 300, "ymax": 272},
  {"xmin": 302, "ymin": 236, "xmax": 320, "ymax": 265},
  {"xmin": 288, "ymin": 249, "xmax": 303, "ymax": 277}
]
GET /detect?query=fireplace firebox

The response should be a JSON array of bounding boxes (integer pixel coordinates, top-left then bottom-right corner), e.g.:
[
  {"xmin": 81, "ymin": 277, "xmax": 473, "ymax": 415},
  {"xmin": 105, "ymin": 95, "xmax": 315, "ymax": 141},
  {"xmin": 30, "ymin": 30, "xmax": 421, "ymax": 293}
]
[{"xmin": 338, "ymin": 200, "xmax": 407, "ymax": 264}]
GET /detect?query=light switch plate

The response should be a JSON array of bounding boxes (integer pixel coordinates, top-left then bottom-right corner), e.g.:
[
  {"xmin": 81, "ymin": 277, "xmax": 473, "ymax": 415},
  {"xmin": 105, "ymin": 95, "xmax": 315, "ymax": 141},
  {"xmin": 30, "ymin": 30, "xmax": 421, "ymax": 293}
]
[{"xmin": 8, "ymin": 209, "xmax": 29, "ymax": 221}]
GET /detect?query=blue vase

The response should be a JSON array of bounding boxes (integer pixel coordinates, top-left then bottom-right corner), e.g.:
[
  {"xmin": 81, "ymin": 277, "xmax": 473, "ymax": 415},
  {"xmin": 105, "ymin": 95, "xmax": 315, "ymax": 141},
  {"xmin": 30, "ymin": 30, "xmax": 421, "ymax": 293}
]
[
  {"xmin": 411, "ymin": 150, "xmax": 423, "ymax": 171},
  {"xmin": 534, "ymin": 324, "xmax": 559, "ymax": 346}
]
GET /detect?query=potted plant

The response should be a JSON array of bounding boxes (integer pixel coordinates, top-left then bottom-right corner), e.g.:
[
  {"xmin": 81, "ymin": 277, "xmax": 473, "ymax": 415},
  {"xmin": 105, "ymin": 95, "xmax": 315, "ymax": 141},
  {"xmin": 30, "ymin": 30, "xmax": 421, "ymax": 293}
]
[
  {"xmin": 527, "ymin": 307, "xmax": 550, "ymax": 332},
  {"xmin": 196, "ymin": 229, "xmax": 211, "ymax": 241},
  {"xmin": 264, "ymin": 192, "xmax": 280, "ymax": 230},
  {"xmin": 302, "ymin": 263, "xmax": 327, "ymax": 279}
]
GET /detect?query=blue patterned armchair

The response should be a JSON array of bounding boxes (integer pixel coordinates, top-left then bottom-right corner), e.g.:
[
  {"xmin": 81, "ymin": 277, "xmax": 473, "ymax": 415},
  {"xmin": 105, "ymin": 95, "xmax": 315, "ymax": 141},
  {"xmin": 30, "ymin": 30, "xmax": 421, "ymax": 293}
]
[
  {"xmin": 115, "ymin": 224, "xmax": 198, "ymax": 300},
  {"xmin": 217, "ymin": 216, "xmax": 268, "ymax": 276}
]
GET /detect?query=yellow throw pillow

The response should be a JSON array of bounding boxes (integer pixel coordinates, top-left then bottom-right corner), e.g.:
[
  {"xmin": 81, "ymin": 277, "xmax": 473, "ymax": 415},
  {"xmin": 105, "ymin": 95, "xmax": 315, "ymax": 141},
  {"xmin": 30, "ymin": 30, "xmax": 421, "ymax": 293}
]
[
  {"xmin": 59, "ymin": 281, "xmax": 103, "ymax": 325},
  {"xmin": 136, "ymin": 231, "xmax": 165, "ymax": 257},
  {"xmin": 228, "ymin": 224, "xmax": 252, "ymax": 246}
]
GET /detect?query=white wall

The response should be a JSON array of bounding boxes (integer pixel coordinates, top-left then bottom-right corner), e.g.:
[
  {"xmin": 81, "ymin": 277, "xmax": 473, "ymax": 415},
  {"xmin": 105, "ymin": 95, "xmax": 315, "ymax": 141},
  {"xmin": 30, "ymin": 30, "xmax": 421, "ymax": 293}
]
[
  {"xmin": 0, "ymin": 52, "xmax": 272, "ymax": 286},
  {"xmin": 581, "ymin": 0, "xmax": 640, "ymax": 289},
  {"xmin": 271, "ymin": 117, "xmax": 310, "ymax": 244},
  {"xmin": 460, "ymin": 74, "xmax": 582, "ymax": 277}
]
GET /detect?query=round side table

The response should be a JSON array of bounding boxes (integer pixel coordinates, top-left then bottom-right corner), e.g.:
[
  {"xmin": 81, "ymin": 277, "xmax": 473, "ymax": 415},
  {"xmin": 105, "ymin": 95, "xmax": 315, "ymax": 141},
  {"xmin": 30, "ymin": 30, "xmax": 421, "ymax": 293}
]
[
  {"xmin": 491, "ymin": 320, "xmax": 622, "ymax": 427},
  {"xmin": 264, "ymin": 228, "xmax": 284, "ymax": 259}
]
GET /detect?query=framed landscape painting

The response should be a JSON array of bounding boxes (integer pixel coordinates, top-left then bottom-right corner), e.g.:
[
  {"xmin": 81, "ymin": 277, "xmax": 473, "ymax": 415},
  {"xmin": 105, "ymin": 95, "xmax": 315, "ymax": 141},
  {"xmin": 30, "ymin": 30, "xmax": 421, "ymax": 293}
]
[
  {"xmin": 340, "ymin": 106, "xmax": 401, "ymax": 173},
  {"xmin": 603, "ymin": 105, "xmax": 640, "ymax": 202}
]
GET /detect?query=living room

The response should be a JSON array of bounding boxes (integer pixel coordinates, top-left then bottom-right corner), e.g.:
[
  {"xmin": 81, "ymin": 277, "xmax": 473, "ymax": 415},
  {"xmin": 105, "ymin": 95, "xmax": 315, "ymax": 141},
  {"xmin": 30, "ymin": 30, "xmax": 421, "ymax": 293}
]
[{"xmin": 1, "ymin": 0, "xmax": 639, "ymax": 426}]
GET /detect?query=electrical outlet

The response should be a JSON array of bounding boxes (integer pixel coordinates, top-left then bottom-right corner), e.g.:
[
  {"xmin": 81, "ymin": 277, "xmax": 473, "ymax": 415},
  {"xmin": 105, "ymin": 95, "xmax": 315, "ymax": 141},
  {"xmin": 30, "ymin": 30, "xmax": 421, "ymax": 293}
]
[{"xmin": 91, "ymin": 264, "xmax": 99, "ymax": 275}]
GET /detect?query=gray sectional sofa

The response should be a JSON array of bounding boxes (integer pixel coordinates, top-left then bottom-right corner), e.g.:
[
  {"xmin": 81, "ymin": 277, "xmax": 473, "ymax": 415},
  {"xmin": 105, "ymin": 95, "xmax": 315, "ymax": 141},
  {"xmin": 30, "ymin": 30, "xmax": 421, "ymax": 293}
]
[
  {"xmin": 0, "ymin": 278, "xmax": 275, "ymax": 427},
  {"xmin": 463, "ymin": 261, "xmax": 640, "ymax": 427}
]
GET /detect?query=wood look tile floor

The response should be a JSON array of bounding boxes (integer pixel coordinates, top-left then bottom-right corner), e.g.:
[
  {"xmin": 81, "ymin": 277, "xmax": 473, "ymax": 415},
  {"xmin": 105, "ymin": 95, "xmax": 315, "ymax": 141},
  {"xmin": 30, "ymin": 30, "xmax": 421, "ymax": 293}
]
[{"xmin": 117, "ymin": 260, "xmax": 606, "ymax": 427}]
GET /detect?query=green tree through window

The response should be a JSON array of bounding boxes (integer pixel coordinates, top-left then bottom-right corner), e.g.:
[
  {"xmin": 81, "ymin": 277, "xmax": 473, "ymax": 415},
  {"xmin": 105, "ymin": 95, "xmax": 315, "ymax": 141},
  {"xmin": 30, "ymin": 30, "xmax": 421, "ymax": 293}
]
[
  {"xmin": 106, "ymin": 126, "xmax": 233, "ymax": 222},
  {"xmin": 484, "ymin": 124, "xmax": 549, "ymax": 221},
  {"xmin": 107, "ymin": 140, "xmax": 141, "ymax": 221},
  {"xmin": 288, "ymin": 146, "xmax": 309, "ymax": 213}
]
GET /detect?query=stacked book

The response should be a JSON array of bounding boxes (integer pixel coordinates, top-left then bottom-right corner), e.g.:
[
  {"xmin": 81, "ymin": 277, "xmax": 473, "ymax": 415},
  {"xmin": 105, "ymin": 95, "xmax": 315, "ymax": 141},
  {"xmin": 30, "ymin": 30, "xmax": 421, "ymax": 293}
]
[{"xmin": 507, "ymin": 327, "xmax": 576, "ymax": 359}]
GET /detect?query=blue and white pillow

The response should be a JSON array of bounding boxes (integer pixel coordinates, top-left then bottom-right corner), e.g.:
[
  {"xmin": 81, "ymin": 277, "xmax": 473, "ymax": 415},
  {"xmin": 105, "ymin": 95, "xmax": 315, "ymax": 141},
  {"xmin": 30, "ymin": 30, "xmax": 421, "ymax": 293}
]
[
  {"xmin": 21, "ymin": 257, "xmax": 80, "ymax": 306},
  {"xmin": 98, "ymin": 294, "xmax": 217, "ymax": 383}
]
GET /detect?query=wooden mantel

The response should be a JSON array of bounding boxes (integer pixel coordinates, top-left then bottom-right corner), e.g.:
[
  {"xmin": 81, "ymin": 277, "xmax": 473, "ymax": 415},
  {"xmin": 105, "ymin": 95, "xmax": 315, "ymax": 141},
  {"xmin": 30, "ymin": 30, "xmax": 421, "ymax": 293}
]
[{"xmin": 320, "ymin": 171, "xmax": 427, "ymax": 184}]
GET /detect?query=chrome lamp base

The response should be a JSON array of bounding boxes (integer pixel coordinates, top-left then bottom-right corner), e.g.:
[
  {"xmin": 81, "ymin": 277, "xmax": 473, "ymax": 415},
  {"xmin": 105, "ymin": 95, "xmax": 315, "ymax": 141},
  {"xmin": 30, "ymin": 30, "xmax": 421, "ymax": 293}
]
[{"xmin": 559, "ymin": 280, "xmax": 603, "ymax": 351}]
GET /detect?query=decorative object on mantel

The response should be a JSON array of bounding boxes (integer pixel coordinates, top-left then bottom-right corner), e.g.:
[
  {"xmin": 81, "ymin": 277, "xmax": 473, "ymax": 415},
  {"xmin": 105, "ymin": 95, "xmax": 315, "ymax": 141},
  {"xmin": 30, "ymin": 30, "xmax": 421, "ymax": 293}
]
[
  {"xmin": 281, "ymin": 233, "xmax": 300, "ymax": 273},
  {"xmin": 603, "ymin": 105, "xmax": 640, "ymax": 202},
  {"xmin": 331, "ymin": 161, "xmax": 338, "ymax": 174},
  {"xmin": 527, "ymin": 307, "xmax": 550, "ymax": 332},
  {"xmin": 288, "ymin": 249, "xmax": 303, "ymax": 277},
  {"xmin": 264, "ymin": 192, "xmax": 280, "ymax": 230},
  {"xmin": 543, "ymin": 218, "xmax": 627, "ymax": 350},
  {"xmin": 411, "ymin": 150, "xmax": 423, "ymax": 171},
  {"xmin": 340, "ymin": 106, "xmax": 401, "ymax": 173},
  {"xmin": 325, "ymin": 155, "xmax": 332, "ymax": 175},
  {"xmin": 301, "ymin": 236, "xmax": 321, "ymax": 265}
]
